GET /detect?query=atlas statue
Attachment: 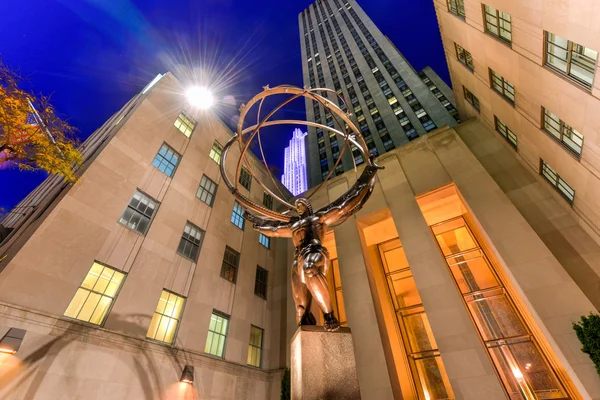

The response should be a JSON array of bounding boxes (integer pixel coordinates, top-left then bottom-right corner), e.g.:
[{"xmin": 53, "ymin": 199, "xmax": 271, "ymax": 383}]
[{"xmin": 219, "ymin": 85, "xmax": 383, "ymax": 332}]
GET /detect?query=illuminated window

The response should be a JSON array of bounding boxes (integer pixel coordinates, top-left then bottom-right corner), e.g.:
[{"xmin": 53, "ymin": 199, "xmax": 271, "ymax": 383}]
[
  {"xmin": 463, "ymin": 86, "xmax": 480, "ymax": 112},
  {"xmin": 254, "ymin": 266, "xmax": 269, "ymax": 300},
  {"xmin": 119, "ymin": 190, "xmax": 158, "ymax": 234},
  {"xmin": 542, "ymin": 108, "xmax": 583, "ymax": 156},
  {"xmin": 247, "ymin": 325, "xmax": 264, "ymax": 368},
  {"xmin": 494, "ymin": 116, "xmax": 518, "ymax": 148},
  {"xmin": 239, "ymin": 167, "xmax": 252, "ymax": 191},
  {"xmin": 209, "ymin": 141, "xmax": 223, "ymax": 164},
  {"xmin": 220, "ymin": 246, "xmax": 240, "ymax": 283},
  {"xmin": 231, "ymin": 201, "xmax": 245, "ymax": 230},
  {"xmin": 177, "ymin": 222, "xmax": 204, "ymax": 262},
  {"xmin": 455, "ymin": 43, "xmax": 474, "ymax": 70},
  {"xmin": 483, "ymin": 5, "xmax": 512, "ymax": 43},
  {"xmin": 331, "ymin": 259, "xmax": 347, "ymax": 326},
  {"xmin": 447, "ymin": 0, "xmax": 465, "ymax": 18},
  {"xmin": 489, "ymin": 69, "xmax": 515, "ymax": 103},
  {"xmin": 174, "ymin": 110, "xmax": 196, "ymax": 137},
  {"xmin": 263, "ymin": 192, "xmax": 273, "ymax": 210},
  {"xmin": 64, "ymin": 262, "xmax": 125, "ymax": 325},
  {"xmin": 431, "ymin": 216, "xmax": 571, "ymax": 398},
  {"xmin": 146, "ymin": 290, "xmax": 185, "ymax": 344},
  {"xmin": 545, "ymin": 32, "xmax": 598, "ymax": 89},
  {"xmin": 259, "ymin": 233, "xmax": 270, "ymax": 249},
  {"xmin": 205, "ymin": 311, "xmax": 229, "ymax": 357},
  {"xmin": 152, "ymin": 143, "xmax": 180, "ymax": 177},
  {"xmin": 540, "ymin": 159, "xmax": 575, "ymax": 204},
  {"xmin": 197, "ymin": 175, "xmax": 217, "ymax": 207},
  {"xmin": 377, "ymin": 240, "xmax": 455, "ymax": 399}
]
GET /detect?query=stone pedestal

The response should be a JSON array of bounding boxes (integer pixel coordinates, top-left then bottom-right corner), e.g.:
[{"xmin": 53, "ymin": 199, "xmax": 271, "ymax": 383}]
[{"xmin": 291, "ymin": 326, "xmax": 361, "ymax": 400}]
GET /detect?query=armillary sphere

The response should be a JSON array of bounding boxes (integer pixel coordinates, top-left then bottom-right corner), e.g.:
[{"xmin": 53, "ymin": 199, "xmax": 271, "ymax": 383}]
[{"xmin": 219, "ymin": 85, "xmax": 375, "ymax": 222}]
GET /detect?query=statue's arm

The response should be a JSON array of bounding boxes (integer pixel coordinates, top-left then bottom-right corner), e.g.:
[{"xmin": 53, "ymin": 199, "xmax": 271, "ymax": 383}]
[
  {"xmin": 244, "ymin": 211, "xmax": 293, "ymax": 238},
  {"xmin": 317, "ymin": 158, "xmax": 383, "ymax": 227}
]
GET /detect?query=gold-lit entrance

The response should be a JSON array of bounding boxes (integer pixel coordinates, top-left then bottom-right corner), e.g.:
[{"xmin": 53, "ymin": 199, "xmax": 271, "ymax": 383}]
[
  {"xmin": 417, "ymin": 184, "xmax": 576, "ymax": 400},
  {"xmin": 378, "ymin": 239, "xmax": 454, "ymax": 400}
]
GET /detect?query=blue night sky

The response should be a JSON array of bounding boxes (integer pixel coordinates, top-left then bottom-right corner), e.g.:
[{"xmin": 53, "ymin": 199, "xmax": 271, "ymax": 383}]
[{"xmin": 0, "ymin": 0, "xmax": 449, "ymax": 212}]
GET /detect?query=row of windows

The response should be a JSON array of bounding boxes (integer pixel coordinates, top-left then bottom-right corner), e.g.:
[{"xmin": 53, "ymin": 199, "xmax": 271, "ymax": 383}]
[
  {"xmin": 64, "ymin": 261, "xmax": 266, "ymax": 366},
  {"xmin": 450, "ymin": 3, "xmax": 598, "ymax": 91},
  {"xmin": 418, "ymin": 71, "xmax": 460, "ymax": 122}
]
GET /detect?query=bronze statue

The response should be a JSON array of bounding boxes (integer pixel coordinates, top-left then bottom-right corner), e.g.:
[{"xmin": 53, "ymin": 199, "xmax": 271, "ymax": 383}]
[
  {"xmin": 245, "ymin": 159, "xmax": 382, "ymax": 331},
  {"xmin": 219, "ymin": 85, "xmax": 382, "ymax": 332}
]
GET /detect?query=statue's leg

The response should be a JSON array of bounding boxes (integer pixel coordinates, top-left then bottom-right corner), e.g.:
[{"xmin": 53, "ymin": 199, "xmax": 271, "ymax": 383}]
[
  {"xmin": 303, "ymin": 252, "xmax": 340, "ymax": 331},
  {"xmin": 291, "ymin": 259, "xmax": 314, "ymax": 325}
]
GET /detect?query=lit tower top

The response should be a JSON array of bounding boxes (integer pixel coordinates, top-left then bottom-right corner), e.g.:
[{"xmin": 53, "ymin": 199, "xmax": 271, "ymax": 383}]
[{"xmin": 281, "ymin": 128, "xmax": 309, "ymax": 196}]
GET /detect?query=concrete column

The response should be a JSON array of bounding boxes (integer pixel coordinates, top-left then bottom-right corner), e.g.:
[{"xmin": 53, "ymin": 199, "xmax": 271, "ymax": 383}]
[
  {"xmin": 329, "ymin": 178, "xmax": 395, "ymax": 400},
  {"xmin": 379, "ymin": 149, "xmax": 506, "ymax": 400}
]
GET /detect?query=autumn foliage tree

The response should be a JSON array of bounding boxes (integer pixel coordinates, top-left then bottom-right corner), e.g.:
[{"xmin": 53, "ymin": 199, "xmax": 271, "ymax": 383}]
[{"xmin": 0, "ymin": 61, "xmax": 81, "ymax": 181}]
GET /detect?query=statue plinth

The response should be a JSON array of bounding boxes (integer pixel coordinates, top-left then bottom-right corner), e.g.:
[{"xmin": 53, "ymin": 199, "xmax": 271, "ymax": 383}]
[{"xmin": 291, "ymin": 326, "xmax": 361, "ymax": 400}]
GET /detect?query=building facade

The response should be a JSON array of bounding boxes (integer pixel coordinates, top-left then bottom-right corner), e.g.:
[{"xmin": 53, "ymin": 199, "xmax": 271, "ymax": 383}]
[
  {"xmin": 0, "ymin": 73, "xmax": 290, "ymax": 399},
  {"xmin": 299, "ymin": 0, "xmax": 460, "ymax": 187},
  {"xmin": 1, "ymin": 74, "xmax": 600, "ymax": 399},
  {"xmin": 433, "ymin": 0, "xmax": 600, "ymax": 264},
  {"xmin": 281, "ymin": 128, "xmax": 308, "ymax": 196}
]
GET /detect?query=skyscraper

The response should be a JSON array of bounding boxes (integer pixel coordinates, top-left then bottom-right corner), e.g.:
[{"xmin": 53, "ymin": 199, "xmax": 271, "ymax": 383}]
[
  {"xmin": 299, "ymin": 0, "xmax": 460, "ymax": 187},
  {"xmin": 281, "ymin": 128, "xmax": 308, "ymax": 195}
]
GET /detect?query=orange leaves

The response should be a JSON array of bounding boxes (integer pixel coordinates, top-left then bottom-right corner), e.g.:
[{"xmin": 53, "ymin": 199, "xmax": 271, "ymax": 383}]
[{"xmin": 0, "ymin": 60, "xmax": 81, "ymax": 182}]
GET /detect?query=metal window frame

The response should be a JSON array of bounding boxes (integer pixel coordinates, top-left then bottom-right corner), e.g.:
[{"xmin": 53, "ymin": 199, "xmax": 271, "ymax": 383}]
[
  {"xmin": 482, "ymin": 5, "xmax": 512, "ymax": 45},
  {"xmin": 146, "ymin": 289, "xmax": 187, "ymax": 344},
  {"xmin": 541, "ymin": 107, "xmax": 583, "ymax": 157},
  {"xmin": 220, "ymin": 245, "xmax": 240, "ymax": 284},
  {"xmin": 177, "ymin": 221, "xmax": 205, "ymax": 262},
  {"xmin": 539, "ymin": 159, "xmax": 575, "ymax": 204},
  {"xmin": 209, "ymin": 141, "xmax": 224, "ymax": 164},
  {"xmin": 197, "ymin": 175, "xmax": 218, "ymax": 207},
  {"xmin": 494, "ymin": 116, "xmax": 518, "ymax": 149},
  {"xmin": 63, "ymin": 261, "xmax": 126, "ymax": 327},
  {"xmin": 248, "ymin": 325, "xmax": 264, "ymax": 368},
  {"xmin": 254, "ymin": 265, "xmax": 269, "ymax": 300},
  {"xmin": 455, "ymin": 43, "xmax": 474, "ymax": 71},
  {"xmin": 489, "ymin": 69, "xmax": 515, "ymax": 104},
  {"xmin": 119, "ymin": 189, "xmax": 160, "ymax": 235},
  {"xmin": 206, "ymin": 309, "xmax": 230, "ymax": 358},
  {"xmin": 463, "ymin": 86, "xmax": 480, "ymax": 112},
  {"xmin": 544, "ymin": 31, "xmax": 598, "ymax": 91},
  {"xmin": 259, "ymin": 233, "xmax": 270, "ymax": 249},
  {"xmin": 152, "ymin": 142, "xmax": 181, "ymax": 178},
  {"xmin": 174, "ymin": 110, "xmax": 197, "ymax": 137},
  {"xmin": 447, "ymin": 0, "xmax": 465, "ymax": 18},
  {"xmin": 231, "ymin": 201, "xmax": 245, "ymax": 230}
]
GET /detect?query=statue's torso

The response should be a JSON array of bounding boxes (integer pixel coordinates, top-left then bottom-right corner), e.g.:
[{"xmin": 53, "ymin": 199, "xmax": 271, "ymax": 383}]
[{"xmin": 290, "ymin": 216, "xmax": 325, "ymax": 250}]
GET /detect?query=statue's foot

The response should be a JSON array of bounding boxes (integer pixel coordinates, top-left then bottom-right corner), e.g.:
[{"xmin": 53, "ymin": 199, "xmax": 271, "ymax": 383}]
[
  {"xmin": 323, "ymin": 312, "xmax": 340, "ymax": 331},
  {"xmin": 299, "ymin": 311, "xmax": 317, "ymax": 326}
]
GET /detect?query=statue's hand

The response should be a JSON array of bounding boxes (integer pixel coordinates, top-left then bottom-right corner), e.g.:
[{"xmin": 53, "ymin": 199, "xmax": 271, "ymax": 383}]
[{"xmin": 369, "ymin": 155, "xmax": 384, "ymax": 170}]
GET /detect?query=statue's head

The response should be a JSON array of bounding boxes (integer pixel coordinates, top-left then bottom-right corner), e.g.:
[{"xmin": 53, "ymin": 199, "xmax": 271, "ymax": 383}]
[{"xmin": 295, "ymin": 198, "xmax": 313, "ymax": 217}]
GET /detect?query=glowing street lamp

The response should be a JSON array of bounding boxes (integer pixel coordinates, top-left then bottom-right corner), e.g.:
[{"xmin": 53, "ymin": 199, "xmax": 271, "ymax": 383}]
[
  {"xmin": 180, "ymin": 365, "xmax": 194, "ymax": 384},
  {"xmin": 186, "ymin": 87, "xmax": 214, "ymax": 110}
]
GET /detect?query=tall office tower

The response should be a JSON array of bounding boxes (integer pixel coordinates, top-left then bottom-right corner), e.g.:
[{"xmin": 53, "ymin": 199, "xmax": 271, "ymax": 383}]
[
  {"xmin": 281, "ymin": 128, "xmax": 309, "ymax": 195},
  {"xmin": 299, "ymin": 0, "xmax": 460, "ymax": 187},
  {"xmin": 434, "ymin": 1, "xmax": 600, "ymax": 282}
]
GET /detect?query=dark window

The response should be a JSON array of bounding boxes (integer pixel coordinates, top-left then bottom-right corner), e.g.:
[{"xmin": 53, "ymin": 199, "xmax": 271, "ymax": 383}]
[
  {"xmin": 220, "ymin": 246, "xmax": 240, "ymax": 283},
  {"xmin": 494, "ymin": 116, "xmax": 518, "ymax": 148},
  {"xmin": 463, "ymin": 86, "xmax": 480, "ymax": 112},
  {"xmin": 455, "ymin": 43, "xmax": 474, "ymax": 70},
  {"xmin": 254, "ymin": 266, "xmax": 269, "ymax": 300},
  {"xmin": 119, "ymin": 190, "xmax": 158, "ymax": 234},
  {"xmin": 177, "ymin": 222, "xmax": 204, "ymax": 262},
  {"xmin": 263, "ymin": 192, "xmax": 273, "ymax": 210},
  {"xmin": 197, "ymin": 175, "xmax": 217, "ymax": 206},
  {"xmin": 239, "ymin": 167, "xmax": 252, "ymax": 191}
]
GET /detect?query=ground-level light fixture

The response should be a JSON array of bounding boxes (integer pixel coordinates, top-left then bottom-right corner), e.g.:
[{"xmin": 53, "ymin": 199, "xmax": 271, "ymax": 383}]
[
  {"xmin": 0, "ymin": 328, "xmax": 26, "ymax": 354},
  {"xmin": 180, "ymin": 365, "xmax": 194, "ymax": 384},
  {"xmin": 186, "ymin": 87, "xmax": 214, "ymax": 110}
]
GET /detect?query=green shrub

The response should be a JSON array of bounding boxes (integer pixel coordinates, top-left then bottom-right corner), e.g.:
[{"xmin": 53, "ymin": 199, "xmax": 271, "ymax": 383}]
[
  {"xmin": 573, "ymin": 313, "xmax": 600, "ymax": 376},
  {"xmin": 281, "ymin": 368, "xmax": 290, "ymax": 400}
]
